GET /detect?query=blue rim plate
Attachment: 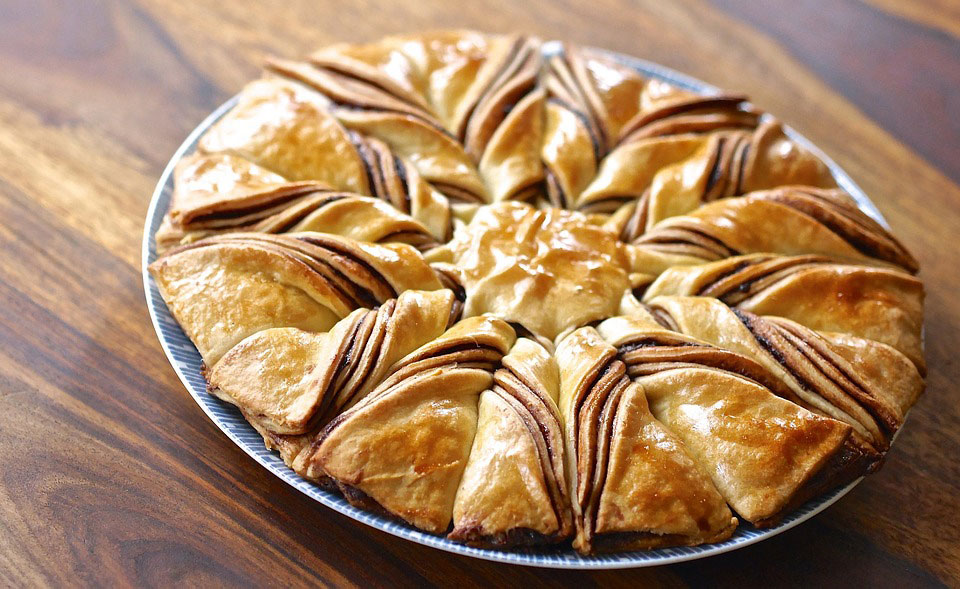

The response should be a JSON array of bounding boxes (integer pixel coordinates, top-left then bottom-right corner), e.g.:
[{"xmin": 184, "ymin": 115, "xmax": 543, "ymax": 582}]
[{"xmin": 142, "ymin": 45, "xmax": 883, "ymax": 569}]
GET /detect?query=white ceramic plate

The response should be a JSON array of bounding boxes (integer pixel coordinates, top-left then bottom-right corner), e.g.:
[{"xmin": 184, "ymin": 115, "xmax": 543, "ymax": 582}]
[{"xmin": 142, "ymin": 44, "xmax": 882, "ymax": 569}]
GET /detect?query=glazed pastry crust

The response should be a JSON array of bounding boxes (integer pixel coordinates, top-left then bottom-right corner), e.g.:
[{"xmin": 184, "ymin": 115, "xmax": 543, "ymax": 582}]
[
  {"xmin": 207, "ymin": 289, "xmax": 456, "ymax": 436},
  {"xmin": 149, "ymin": 31, "xmax": 925, "ymax": 555},
  {"xmin": 592, "ymin": 314, "xmax": 864, "ymax": 525},
  {"xmin": 637, "ymin": 367, "xmax": 850, "ymax": 524},
  {"xmin": 443, "ymin": 201, "xmax": 634, "ymax": 339},
  {"xmin": 199, "ymin": 78, "xmax": 370, "ymax": 190},
  {"xmin": 150, "ymin": 241, "xmax": 341, "ymax": 365},
  {"xmin": 643, "ymin": 254, "xmax": 924, "ymax": 370},
  {"xmin": 450, "ymin": 339, "xmax": 573, "ymax": 547},
  {"xmin": 313, "ymin": 366, "xmax": 490, "ymax": 534},
  {"xmin": 644, "ymin": 296, "xmax": 922, "ymax": 454},
  {"xmin": 555, "ymin": 327, "xmax": 737, "ymax": 553}
]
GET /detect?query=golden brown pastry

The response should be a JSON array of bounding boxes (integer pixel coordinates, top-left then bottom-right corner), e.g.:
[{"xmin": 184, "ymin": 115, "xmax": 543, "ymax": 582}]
[
  {"xmin": 580, "ymin": 117, "xmax": 836, "ymax": 221},
  {"xmin": 306, "ymin": 315, "xmax": 516, "ymax": 534},
  {"xmin": 344, "ymin": 133, "xmax": 454, "ymax": 240},
  {"xmin": 611, "ymin": 121, "xmax": 839, "ymax": 239},
  {"xmin": 264, "ymin": 195, "xmax": 436, "ymax": 248},
  {"xmin": 173, "ymin": 118, "xmax": 453, "ymax": 245},
  {"xmin": 578, "ymin": 134, "xmax": 707, "ymax": 214},
  {"xmin": 438, "ymin": 201, "xmax": 637, "ymax": 340},
  {"xmin": 479, "ymin": 86, "xmax": 546, "ymax": 202},
  {"xmin": 206, "ymin": 288, "xmax": 457, "ymax": 440},
  {"xmin": 163, "ymin": 153, "xmax": 328, "ymax": 231},
  {"xmin": 540, "ymin": 46, "xmax": 648, "ymax": 208},
  {"xmin": 198, "ymin": 78, "xmax": 369, "ymax": 190},
  {"xmin": 149, "ymin": 31, "xmax": 926, "ymax": 555},
  {"xmin": 618, "ymin": 86, "xmax": 760, "ymax": 143},
  {"xmin": 311, "ymin": 366, "xmax": 488, "ymax": 534},
  {"xmin": 158, "ymin": 181, "xmax": 440, "ymax": 254},
  {"xmin": 450, "ymin": 338, "xmax": 573, "ymax": 548},
  {"xmin": 308, "ymin": 37, "xmax": 432, "ymax": 111},
  {"xmin": 394, "ymin": 31, "xmax": 513, "ymax": 135},
  {"xmin": 572, "ymin": 83, "xmax": 759, "ymax": 213},
  {"xmin": 555, "ymin": 326, "xmax": 737, "ymax": 552},
  {"xmin": 377, "ymin": 314, "xmax": 517, "ymax": 387},
  {"xmin": 267, "ymin": 45, "xmax": 490, "ymax": 205},
  {"xmin": 633, "ymin": 186, "xmax": 920, "ymax": 273},
  {"xmin": 642, "ymin": 254, "xmax": 925, "ymax": 370},
  {"xmin": 594, "ymin": 314, "xmax": 856, "ymax": 526},
  {"xmin": 263, "ymin": 54, "xmax": 437, "ymax": 126},
  {"xmin": 427, "ymin": 34, "xmax": 547, "ymax": 203},
  {"xmin": 350, "ymin": 33, "xmax": 548, "ymax": 204},
  {"xmin": 148, "ymin": 232, "xmax": 443, "ymax": 364},
  {"xmin": 643, "ymin": 296, "xmax": 923, "ymax": 455},
  {"xmin": 596, "ymin": 313, "xmax": 795, "ymax": 397}
]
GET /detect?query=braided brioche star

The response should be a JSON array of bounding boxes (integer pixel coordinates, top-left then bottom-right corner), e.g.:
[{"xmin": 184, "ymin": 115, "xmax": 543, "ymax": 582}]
[{"xmin": 150, "ymin": 31, "xmax": 926, "ymax": 555}]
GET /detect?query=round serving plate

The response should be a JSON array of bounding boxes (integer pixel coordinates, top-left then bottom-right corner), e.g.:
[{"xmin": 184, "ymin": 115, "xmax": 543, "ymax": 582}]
[{"xmin": 143, "ymin": 43, "xmax": 882, "ymax": 569}]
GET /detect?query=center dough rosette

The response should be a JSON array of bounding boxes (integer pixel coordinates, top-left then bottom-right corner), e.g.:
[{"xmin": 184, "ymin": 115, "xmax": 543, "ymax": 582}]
[
  {"xmin": 431, "ymin": 201, "xmax": 641, "ymax": 340},
  {"xmin": 149, "ymin": 31, "xmax": 926, "ymax": 556}
]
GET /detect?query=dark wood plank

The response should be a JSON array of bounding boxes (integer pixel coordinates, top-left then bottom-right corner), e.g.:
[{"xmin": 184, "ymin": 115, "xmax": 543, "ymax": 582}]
[
  {"xmin": 710, "ymin": 0, "xmax": 960, "ymax": 184},
  {"xmin": 862, "ymin": 0, "xmax": 960, "ymax": 39},
  {"xmin": 0, "ymin": 0, "xmax": 958, "ymax": 586}
]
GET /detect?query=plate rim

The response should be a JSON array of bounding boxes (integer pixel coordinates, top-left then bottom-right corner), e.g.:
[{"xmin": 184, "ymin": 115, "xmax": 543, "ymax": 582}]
[{"xmin": 141, "ymin": 45, "xmax": 881, "ymax": 569}]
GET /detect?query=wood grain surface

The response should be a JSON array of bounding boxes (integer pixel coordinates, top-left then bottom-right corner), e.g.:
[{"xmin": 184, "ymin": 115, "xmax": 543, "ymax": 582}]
[{"xmin": 1, "ymin": 0, "xmax": 958, "ymax": 586}]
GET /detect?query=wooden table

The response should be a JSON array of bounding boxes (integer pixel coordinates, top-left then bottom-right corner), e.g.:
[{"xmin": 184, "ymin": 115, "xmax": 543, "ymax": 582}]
[{"xmin": 2, "ymin": 0, "xmax": 958, "ymax": 586}]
